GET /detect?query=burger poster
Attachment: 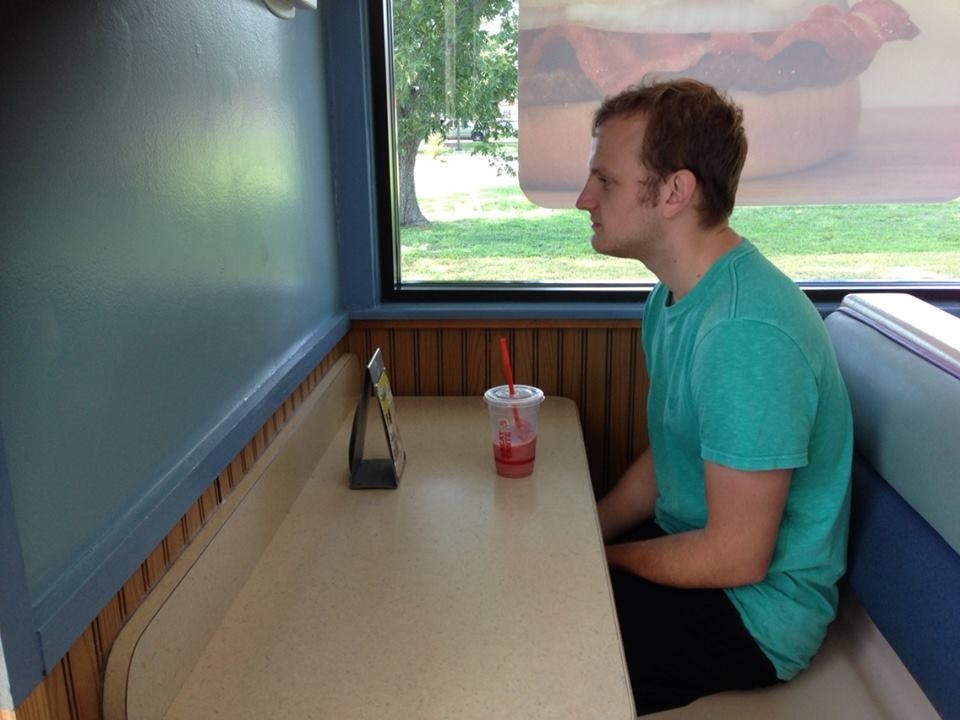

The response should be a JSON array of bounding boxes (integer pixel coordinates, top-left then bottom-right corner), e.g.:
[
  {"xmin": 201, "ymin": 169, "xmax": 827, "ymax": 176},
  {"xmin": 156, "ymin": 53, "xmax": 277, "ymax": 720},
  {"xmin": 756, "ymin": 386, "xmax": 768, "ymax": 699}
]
[{"xmin": 517, "ymin": 0, "xmax": 960, "ymax": 207}]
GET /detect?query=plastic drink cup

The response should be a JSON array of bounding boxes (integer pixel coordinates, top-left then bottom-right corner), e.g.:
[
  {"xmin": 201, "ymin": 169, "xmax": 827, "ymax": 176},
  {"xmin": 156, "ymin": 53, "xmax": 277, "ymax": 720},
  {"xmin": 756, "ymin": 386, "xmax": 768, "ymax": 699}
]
[{"xmin": 483, "ymin": 384, "xmax": 545, "ymax": 478}]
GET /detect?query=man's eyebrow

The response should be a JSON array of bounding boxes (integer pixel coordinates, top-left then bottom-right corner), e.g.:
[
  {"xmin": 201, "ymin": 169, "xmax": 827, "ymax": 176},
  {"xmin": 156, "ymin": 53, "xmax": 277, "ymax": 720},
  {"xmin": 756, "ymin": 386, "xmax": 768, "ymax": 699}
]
[{"xmin": 589, "ymin": 163, "xmax": 614, "ymax": 178}]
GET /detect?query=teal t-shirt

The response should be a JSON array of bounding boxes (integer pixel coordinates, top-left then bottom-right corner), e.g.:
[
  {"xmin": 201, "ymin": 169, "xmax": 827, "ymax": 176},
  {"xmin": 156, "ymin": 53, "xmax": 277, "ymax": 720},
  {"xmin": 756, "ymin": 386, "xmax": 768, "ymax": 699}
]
[{"xmin": 642, "ymin": 239, "xmax": 853, "ymax": 680}]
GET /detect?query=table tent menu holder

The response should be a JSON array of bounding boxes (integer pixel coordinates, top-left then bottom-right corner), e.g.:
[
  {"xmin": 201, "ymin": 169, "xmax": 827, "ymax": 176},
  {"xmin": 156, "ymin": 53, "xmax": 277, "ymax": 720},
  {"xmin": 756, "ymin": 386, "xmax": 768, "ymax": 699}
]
[{"xmin": 348, "ymin": 348, "xmax": 406, "ymax": 489}]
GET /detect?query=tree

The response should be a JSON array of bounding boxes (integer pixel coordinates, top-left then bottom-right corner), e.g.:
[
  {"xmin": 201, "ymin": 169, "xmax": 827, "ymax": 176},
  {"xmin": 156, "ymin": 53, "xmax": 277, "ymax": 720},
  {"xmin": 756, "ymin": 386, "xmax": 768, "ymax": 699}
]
[{"xmin": 392, "ymin": 0, "xmax": 517, "ymax": 226}]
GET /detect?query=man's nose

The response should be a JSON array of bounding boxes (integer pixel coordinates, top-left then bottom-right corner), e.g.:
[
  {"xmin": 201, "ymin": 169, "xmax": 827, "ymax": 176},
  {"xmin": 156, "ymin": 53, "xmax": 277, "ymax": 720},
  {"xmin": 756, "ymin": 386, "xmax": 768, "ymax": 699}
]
[{"xmin": 575, "ymin": 182, "xmax": 594, "ymax": 211}]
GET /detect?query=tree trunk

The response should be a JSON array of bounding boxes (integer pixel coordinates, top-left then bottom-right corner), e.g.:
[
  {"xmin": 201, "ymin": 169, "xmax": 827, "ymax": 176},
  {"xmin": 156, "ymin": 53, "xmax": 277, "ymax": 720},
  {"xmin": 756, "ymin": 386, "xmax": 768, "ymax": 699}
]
[
  {"xmin": 398, "ymin": 133, "xmax": 428, "ymax": 227},
  {"xmin": 444, "ymin": 0, "xmax": 457, "ymax": 121}
]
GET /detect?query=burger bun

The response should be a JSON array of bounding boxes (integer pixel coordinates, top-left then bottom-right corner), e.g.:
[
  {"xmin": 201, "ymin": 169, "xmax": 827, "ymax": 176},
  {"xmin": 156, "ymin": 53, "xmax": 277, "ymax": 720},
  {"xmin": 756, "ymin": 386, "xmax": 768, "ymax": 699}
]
[{"xmin": 519, "ymin": 77, "xmax": 862, "ymax": 207}]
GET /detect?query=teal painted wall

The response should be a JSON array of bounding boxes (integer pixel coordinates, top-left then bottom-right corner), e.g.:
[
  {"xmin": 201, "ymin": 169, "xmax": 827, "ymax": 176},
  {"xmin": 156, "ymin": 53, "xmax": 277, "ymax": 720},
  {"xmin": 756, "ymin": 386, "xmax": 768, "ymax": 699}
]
[{"xmin": 0, "ymin": 0, "xmax": 346, "ymax": 694}]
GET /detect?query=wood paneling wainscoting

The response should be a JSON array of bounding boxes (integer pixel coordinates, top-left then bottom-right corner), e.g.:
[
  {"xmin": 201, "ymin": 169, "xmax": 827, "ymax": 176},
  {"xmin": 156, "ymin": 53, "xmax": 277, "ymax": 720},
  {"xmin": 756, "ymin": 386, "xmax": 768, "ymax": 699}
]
[
  {"xmin": 10, "ymin": 318, "xmax": 648, "ymax": 719},
  {"xmin": 347, "ymin": 319, "xmax": 649, "ymax": 498}
]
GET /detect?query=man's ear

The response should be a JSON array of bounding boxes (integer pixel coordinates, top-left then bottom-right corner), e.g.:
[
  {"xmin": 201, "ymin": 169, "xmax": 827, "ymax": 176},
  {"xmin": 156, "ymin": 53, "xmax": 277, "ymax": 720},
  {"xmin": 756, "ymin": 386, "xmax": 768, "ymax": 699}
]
[{"xmin": 661, "ymin": 169, "xmax": 697, "ymax": 219}]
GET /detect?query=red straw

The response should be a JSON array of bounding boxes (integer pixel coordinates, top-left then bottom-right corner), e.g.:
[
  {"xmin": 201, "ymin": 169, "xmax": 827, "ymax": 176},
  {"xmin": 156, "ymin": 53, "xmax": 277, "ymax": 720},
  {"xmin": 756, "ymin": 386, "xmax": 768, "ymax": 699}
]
[
  {"xmin": 499, "ymin": 337, "xmax": 516, "ymax": 396},
  {"xmin": 499, "ymin": 337, "xmax": 523, "ymax": 426}
]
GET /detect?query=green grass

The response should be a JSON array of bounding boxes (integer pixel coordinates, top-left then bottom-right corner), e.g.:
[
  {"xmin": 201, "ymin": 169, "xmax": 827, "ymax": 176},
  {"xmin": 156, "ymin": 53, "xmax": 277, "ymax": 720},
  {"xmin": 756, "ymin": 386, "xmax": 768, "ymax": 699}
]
[{"xmin": 401, "ymin": 182, "xmax": 960, "ymax": 282}]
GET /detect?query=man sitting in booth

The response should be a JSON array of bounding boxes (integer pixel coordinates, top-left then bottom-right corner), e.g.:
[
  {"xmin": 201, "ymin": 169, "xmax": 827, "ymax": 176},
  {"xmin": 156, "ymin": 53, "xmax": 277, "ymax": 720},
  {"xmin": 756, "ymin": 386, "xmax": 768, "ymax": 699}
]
[{"xmin": 577, "ymin": 78, "xmax": 853, "ymax": 715}]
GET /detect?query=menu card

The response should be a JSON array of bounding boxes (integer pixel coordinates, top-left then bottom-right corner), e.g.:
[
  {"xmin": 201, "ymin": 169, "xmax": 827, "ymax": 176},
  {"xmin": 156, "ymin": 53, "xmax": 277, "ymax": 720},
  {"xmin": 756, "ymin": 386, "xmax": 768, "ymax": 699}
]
[{"xmin": 348, "ymin": 348, "xmax": 405, "ymax": 489}]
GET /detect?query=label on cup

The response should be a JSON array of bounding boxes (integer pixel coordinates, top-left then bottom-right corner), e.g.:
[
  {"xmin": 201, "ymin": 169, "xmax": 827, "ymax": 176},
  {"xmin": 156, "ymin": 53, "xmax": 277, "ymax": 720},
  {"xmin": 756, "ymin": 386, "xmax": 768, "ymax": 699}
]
[{"xmin": 498, "ymin": 419, "xmax": 512, "ymax": 458}]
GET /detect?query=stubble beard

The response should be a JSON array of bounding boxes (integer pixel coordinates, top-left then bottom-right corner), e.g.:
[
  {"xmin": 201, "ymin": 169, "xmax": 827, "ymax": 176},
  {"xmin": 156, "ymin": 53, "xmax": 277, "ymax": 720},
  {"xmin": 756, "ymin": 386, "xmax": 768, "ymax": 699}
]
[
  {"xmin": 591, "ymin": 192, "xmax": 661, "ymax": 262},
  {"xmin": 591, "ymin": 228, "xmax": 649, "ymax": 263}
]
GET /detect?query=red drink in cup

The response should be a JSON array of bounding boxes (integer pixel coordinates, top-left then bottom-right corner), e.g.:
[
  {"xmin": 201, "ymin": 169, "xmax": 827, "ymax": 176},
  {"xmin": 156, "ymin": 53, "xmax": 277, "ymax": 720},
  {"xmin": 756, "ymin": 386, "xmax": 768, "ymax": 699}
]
[
  {"xmin": 484, "ymin": 384, "xmax": 545, "ymax": 478},
  {"xmin": 492, "ymin": 436, "xmax": 538, "ymax": 478}
]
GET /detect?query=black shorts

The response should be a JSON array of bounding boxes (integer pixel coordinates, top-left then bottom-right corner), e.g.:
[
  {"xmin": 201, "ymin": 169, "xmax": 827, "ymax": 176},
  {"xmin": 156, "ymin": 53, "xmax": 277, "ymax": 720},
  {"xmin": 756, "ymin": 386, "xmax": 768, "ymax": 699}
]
[{"xmin": 609, "ymin": 521, "xmax": 781, "ymax": 715}]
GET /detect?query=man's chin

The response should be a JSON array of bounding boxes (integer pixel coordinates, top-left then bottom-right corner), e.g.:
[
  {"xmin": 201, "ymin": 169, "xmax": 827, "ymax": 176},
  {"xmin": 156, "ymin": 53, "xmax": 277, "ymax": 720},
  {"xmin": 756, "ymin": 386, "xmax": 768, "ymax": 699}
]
[
  {"xmin": 591, "ymin": 234, "xmax": 622, "ymax": 258},
  {"xmin": 591, "ymin": 234, "xmax": 645, "ymax": 263}
]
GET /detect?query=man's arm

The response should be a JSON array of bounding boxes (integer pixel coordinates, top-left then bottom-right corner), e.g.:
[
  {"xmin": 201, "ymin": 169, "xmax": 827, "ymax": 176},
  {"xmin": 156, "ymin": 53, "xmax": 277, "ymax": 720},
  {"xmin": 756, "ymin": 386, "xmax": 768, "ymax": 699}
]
[
  {"xmin": 597, "ymin": 447, "xmax": 658, "ymax": 544},
  {"xmin": 605, "ymin": 461, "xmax": 790, "ymax": 588}
]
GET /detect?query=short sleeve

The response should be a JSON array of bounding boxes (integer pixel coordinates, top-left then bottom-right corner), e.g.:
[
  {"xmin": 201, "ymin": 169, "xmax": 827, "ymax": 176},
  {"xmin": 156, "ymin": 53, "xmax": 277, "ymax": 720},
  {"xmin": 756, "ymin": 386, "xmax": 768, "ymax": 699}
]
[{"xmin": 691, "ymin": 319, "xmax": 818, "ymax": 471}]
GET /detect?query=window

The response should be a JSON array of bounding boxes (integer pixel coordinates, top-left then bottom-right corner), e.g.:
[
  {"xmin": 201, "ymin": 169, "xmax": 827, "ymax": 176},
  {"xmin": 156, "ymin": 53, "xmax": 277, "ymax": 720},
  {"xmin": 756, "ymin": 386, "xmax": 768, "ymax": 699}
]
[{"xmin": 372, "ymin": 0, "xmax": 960, "ymax": 302}]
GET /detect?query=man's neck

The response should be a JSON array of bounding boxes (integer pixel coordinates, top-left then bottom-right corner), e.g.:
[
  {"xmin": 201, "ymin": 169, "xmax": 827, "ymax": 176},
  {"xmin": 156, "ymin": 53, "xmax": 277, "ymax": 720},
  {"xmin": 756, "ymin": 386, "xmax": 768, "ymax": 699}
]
[{"xmin": 653, "ymin": 225, "xmax": 741, "ymax": 302}]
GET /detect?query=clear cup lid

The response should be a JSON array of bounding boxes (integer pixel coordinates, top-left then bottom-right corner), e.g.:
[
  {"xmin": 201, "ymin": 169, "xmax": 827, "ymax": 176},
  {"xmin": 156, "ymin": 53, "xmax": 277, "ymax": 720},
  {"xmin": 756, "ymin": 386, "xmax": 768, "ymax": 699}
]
[{"xmin": 484, "ymin": 384, "xmax": 545, "ymax": 408}]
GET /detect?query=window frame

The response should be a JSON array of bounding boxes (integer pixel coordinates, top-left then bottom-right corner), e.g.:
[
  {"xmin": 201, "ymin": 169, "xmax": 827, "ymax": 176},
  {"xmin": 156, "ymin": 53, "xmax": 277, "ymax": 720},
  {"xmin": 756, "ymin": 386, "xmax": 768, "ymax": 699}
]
[{"xmin": 368, "ymin": 0, "xmax": 960, "ymax": 309}]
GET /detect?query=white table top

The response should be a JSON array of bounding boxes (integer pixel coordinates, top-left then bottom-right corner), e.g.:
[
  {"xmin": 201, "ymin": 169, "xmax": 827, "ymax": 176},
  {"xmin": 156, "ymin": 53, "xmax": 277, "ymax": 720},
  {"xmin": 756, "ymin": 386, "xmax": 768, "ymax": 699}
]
[{"xmin": 164, "ymin": 395, "xmax": 634, "ymax": 720}]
